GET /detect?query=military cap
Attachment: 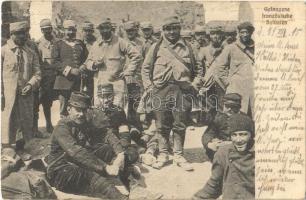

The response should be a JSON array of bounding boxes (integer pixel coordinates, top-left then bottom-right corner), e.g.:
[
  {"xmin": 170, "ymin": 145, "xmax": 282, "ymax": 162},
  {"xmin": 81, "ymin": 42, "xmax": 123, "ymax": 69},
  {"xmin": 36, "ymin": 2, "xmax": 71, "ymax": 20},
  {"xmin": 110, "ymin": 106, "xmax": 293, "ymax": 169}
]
[
  {"xmin": 223, "ymin": 93, "xmax": 242, "ymax": 107},
  {"xmin": 206, "ymin": 21, "xmax": 224, "ymax": 33},
  {"xmin": 68, "ymin": 92, "xmax": 91, "ymax": 109},
  {"xmin": 124, "ymin": 21, "xmax": 137, "ymax": 30},
  {"xmin": 194, "ymin": 25, "xmax": 206, "ymax": 33},
  {"xmin": 141, "ymin": 21, "xmax": 153, "ymax": 29},
  {"xmin": 10, "ymin": 21, "xmax": 28, "ymax": 33},
  {"xmin": 97, "ymin": 83, "xmax": 114, "ymax": 96},
  {"xmin": 40, "ymin": 19, "xmax": 52, "ymax": 28},
  {"xmin": 224, "ymin": 24, "xmax": 237, "ymax": 33},
  {"xmin": 181, "ymin": 30, "xmax": 192, "ymax": 38},
  {"xmin": 63, "ymin": 20, "xmax": 77, "ymax": 29},
  {"xmin": 237, "ymin": 21, "xmax": 254, "ymax": 33},
  {"xmin": 82, "ymin": 21, "xmax": 94, "ymax": 30},
  {"xmin": 228, "ymin": 113, "xmax": 255, "ymax": 137},
  {"xmin": 162, "ymin": 16, "xmax": 180, "ymax": 28},
  {"xmin": 97, "ymin": 18, "xmax": 112, "ymax": 29}
]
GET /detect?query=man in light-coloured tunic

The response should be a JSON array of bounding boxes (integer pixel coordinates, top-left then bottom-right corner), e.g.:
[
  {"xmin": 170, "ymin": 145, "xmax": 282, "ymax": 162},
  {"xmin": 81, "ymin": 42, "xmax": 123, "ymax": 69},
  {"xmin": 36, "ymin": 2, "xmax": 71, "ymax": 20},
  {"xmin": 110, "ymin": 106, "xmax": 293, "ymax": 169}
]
[
  {"xmin": 142, "ymin": 16, "xmax": 203, "ymax": 171},
  {"xmin": 37, "ymin": 19, "xmax": 59, "ymax": 133},
  {"xmin": 213, "ymin": 21, "xmax": 255, "ymax": 117},
  {"xmin": 1, "ymin": 21, "xmax": 41, "ymax": 156},
  {"xmin": 82, "ymin": 18, "xmax": 142, "ymax": 109}
]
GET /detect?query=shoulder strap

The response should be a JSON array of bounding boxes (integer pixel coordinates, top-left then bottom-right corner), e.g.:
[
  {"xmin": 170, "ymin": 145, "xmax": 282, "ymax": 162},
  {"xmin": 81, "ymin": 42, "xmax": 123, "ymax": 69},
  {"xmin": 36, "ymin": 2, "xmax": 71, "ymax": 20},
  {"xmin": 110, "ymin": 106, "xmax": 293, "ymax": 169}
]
[
  {"xmin": 235, "ymin": 43, "xmax": 254, "ymax": 64},
  {"xmin": 184, "ymin": 39, "xmax": 196, "ymax": 80}
]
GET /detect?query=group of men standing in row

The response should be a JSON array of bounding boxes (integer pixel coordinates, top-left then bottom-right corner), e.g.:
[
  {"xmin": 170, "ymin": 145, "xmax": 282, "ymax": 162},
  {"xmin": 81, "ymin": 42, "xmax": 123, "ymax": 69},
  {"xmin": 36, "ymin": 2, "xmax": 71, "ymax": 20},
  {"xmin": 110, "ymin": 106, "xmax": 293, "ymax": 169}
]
[{"xmin": 1, "ymin": 15, "xmax": 255, "ymax": 199}]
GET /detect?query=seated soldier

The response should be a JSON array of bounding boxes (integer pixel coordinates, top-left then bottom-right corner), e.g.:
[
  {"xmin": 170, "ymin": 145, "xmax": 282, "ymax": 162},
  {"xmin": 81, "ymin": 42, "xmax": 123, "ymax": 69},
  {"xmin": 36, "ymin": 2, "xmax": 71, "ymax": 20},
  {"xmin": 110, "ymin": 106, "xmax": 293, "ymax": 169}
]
[
  {"xmin": 46, "ymin": 92, "xmax": 162, "ymax": 199},
  {"xmin": 193, "ymin": 113, "xmax": 255, "ymax": 200},
  {"xmin": 94, "ymin": 83, "xmax": 147, "ymax": 153},
  {"xmin": 202, "ymin": 93, "xmax": 244, "ymax": 161}
]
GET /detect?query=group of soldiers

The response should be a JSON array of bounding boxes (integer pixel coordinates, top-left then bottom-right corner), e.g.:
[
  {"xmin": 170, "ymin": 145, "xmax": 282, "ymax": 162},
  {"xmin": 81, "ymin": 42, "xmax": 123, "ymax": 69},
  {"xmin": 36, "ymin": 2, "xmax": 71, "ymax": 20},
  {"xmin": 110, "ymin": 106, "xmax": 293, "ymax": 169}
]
[{"xmin": 1, "ymin": 14, "xmax": 255, "ymax": 199}]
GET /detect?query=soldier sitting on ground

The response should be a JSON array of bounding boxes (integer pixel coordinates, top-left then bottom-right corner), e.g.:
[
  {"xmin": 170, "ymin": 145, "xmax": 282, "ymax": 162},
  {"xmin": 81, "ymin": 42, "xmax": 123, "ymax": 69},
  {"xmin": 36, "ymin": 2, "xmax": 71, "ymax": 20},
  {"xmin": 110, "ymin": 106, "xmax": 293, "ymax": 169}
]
[
  {"xmin": 94, "ymin": 83, "xmax": 147, "ymax": 154},
  {"xmin": 202, "ymin": 93, "xmax": 244, "ymax": 161},
  {"xmin": 46, "ymin": 92, "xmax": 162, "ymax": 199},
  {"xmin": 193, "ymin": 113, "xmax": 255, "ymax": 200}
]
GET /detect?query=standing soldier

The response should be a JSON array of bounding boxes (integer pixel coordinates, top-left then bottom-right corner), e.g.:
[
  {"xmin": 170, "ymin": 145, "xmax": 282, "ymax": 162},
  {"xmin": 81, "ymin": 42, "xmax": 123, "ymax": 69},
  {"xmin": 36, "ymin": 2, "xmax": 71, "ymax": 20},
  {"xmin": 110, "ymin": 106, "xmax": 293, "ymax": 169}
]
[
  {"xmin": 82, "ymin": 18, "xmax": 142, "ymax": 106},
  {"xmin": 214, "ymin": 22, "xmax": 254, "ymax": 117},
  {"xmin": 81, "ymin": 21, "xmax": 96, "ymax": 98},
  {"xmin": 198, "ymin": 23, "xmax": 225, "ymax": 111},
  {"xmin": 36, "ymin": 19, "xmax": 59, "ymax": 133},
  {"xmin": 81, "ymin": 18, "xmax": 143, "ymax": 147},
  {"xmin": 21, "ymin": 21, "xmax": 45, "ymax": 138},
  {"xmin": 152, "ymin": 27, "xmax": 162, "ymax": 40},
  {"xmin": 142, "ymin": 16, "xmax": 203, "ymax": 171},
  {"xmin": 140, "ymin": 21, "xmax": 157, "ymax": 57},
  {"xmin": 1, "ymin": 21, "xmax": 41, "ymax": 159},
  {"xmin": 180, "ymin": 29, "xmax": 193, "ymax": 43},
  {"xmin": 139, "ymin": 21, "xmax": 157, "ymax": 131},
  {"xmin": 81, "ymin": 21, "xmax": 96, "ymax": 51},
  {"xmin": 222, "ymin": 23, "xmax": 237, "ymax": 48},
  {"xmin": 192, "ymin": 25, "xmax": 209, "ymax": 53},
  {"xmin": 123, "ymin": 21, "xmax": 145, "ymax": 137},
  {"xmin": 53, "ymin": 20, "xmax": 88, "ymax": 118}
]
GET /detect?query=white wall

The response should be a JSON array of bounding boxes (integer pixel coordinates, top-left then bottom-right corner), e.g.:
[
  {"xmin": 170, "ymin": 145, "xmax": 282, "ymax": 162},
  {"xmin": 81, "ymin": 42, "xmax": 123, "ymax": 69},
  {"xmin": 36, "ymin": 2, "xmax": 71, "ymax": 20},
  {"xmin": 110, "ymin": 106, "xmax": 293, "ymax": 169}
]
[{"xmin": 29, "ymin": 1, "xmax": 52, "ymax": 40}]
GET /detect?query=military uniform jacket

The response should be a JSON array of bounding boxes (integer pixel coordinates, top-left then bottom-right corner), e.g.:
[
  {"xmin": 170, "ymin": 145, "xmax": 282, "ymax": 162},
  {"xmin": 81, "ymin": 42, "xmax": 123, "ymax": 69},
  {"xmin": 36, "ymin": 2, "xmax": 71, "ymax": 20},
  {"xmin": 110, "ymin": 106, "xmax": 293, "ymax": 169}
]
[
  {"xmin": 37, "ymin": 36, "xmax": 59, "ymax": 77},
  {"xmin": 202, "ymin": 111, "xmax": 230, "ymax": 150},
  {"xmin": 194, "ymin": 143, "xmax": 255, "ymax": 199},
  {"xmin": 213, "ymin": 40, "xmax": 254, "ymax": 114},
  {"xmin": 53, "ymin": 39, "xmax": 88, "ymax": 90},
  {"xmin": 142, "ymin": 37, "xmax": 157, "ymax": 57},
  {"xmin": 84, "ymin": 35, "xmax": 142, "ymax": 84},
  {"xmin": 47, "ymin": 113, "xmax": 125, "ymax": 177},
  {"xmin": 125, "ymin": 37, "xmax": 144, "ymax": 84},
  {"xmin": 142, "ymin": 37, "xmax": 203, "ymax": 90},
  {"xmin": 1, "ymin": 39, "xmax": 41, "ymax": 144}
]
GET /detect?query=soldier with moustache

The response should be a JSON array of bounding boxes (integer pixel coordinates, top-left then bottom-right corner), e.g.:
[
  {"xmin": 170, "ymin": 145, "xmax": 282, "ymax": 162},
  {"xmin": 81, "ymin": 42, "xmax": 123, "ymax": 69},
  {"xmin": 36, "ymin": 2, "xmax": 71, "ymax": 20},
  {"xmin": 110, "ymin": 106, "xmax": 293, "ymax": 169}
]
[{"xmin": 53, "ymin": 20, "xmax": 88, "ymax": 118}]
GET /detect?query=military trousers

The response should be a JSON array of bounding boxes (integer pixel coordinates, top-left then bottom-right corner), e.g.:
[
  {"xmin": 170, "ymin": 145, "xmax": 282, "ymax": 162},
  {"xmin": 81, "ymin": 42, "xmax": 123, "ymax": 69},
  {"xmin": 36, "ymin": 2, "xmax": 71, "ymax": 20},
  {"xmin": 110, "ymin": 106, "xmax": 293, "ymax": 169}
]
[
  {"xmin": 152, "ymin": 83, "xmax": 190, "ymax": 156},
  {"xmin": 57, "ymin": 90, "xmax": 71, "ymax": 117},
  {"xmin": 48, "ymin": 144, "xmax": 127, "ymax": 199}
]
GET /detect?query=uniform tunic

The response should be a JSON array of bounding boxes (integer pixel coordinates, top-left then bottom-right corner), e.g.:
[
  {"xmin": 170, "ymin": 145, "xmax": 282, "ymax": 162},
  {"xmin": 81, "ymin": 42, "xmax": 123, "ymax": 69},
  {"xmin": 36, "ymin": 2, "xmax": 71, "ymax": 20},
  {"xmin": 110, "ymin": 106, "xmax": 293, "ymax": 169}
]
[
  {"xmin": 46, "ymin": 115, "xmax": 126, "ymax": 199},
  {"xmin": 53, "ymin": 39, "xmax": 88, "ymax": 91},
  {"xmin": 202, "ymin": 111, "xmax": 230, "ymax": 160},
  {"xmin": 142, "ymin": 37, "xmax": 202, "ymax": 156},
  {"xmin": 194, "ymin": 143, "xmax": 255, "ymax": 199},
  {"xmin": 84, "ymin": 35, "xmax": 142, "ymax": 107},
  {"xmin": 37, "ymin": 36, "xmax": 59, "ymax": 105},
  {"xmin": 1, "ymin": 39, "xmax": 41, "ymax": 144},
  {"xmin": 213, "ymin": 40, "xmax": 254, "ymax": 116}
]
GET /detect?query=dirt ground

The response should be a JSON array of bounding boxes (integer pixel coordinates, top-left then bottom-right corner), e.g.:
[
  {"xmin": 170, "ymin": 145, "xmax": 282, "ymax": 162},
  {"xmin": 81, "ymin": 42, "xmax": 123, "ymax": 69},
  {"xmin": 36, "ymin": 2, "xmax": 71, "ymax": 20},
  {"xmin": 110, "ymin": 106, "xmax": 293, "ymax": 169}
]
[{"xmin": 26, "ymin": 100, "xmax": 212, "ymax": 199}]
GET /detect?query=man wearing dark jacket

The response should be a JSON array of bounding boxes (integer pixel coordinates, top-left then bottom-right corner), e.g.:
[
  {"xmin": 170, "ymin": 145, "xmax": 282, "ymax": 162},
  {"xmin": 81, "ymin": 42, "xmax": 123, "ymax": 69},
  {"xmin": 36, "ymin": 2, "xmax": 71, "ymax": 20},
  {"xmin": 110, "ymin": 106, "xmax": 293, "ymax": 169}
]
[
  {"xmin": 53, "ymin": 20, "xmax": 88, "ymax": 117},
  {"xmin": 194, "ymin": 113, "xmax": 255, "ymax": 200},
  {"xmin": 46, "ymin": 92, "xmax": 161, "ymax": 199},
  {"xmin": 202, "ymin": 93, "xmax": 243, "ymax": 161}
]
